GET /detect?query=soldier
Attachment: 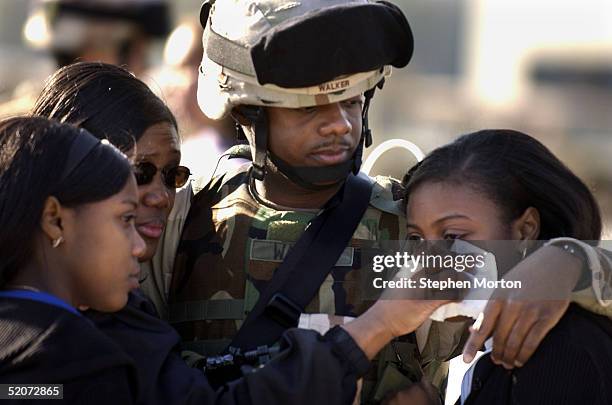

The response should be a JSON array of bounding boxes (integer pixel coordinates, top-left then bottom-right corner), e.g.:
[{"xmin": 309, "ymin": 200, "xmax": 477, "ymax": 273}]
[
  {"xmin": 24, "ymin": 61, "xmax": 457, "ymax": 405},
  {"xmin": 142, "ymin": 0, "xmax": 612, "ymax": 403},
  {"xmin": 0, "ymin": 116, "xmax": 456, "ymax": 405}
]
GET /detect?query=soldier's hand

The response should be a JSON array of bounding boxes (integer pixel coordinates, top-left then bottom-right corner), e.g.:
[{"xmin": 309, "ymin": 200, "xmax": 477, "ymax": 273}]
[{"xmin": 462, "ymin": 245, "xmax": 580, "ymax": 369}]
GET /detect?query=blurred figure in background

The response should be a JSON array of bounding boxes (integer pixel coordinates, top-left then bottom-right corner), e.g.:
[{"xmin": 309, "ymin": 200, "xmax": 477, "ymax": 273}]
[
  {"xmin": 0, "ymin": 0, "xmax": 171, "ymax": 118},
  {"xmin": 24, "ymin": 0, "xmax": 171, "ymax": 74},
  {"xmin": 147, "ymin": 20, "xmax": 241, "ymax": 182}
]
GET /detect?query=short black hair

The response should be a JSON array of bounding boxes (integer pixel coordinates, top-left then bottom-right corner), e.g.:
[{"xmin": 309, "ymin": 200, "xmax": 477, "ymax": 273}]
[
  {"xmin": 31, "ymin": 62, "xmax": 178, "ymax": 151},
  {"xmin": 0, "ymin": 116, "xmax": 132, "ymax": 287},
  {"xmin": 402, "ymin": 129, "xmax": 602, "ymax": 242}
]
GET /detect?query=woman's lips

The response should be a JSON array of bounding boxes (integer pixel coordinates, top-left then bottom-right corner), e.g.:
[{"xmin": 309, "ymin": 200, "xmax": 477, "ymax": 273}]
[
  {"xmin": 128, "ymin": 275, "xmax": 140, "ymax": 290},
  {"xmin": 136, "ymin": 221, "xmax": 165, "ymax": 239},
  {"xmin": 128, "ymin": 266, "xmax": 141, "ymax": 290},
  {"xmin": 309, "ymin": 148, "xmax": 351, "ymax": 165}
]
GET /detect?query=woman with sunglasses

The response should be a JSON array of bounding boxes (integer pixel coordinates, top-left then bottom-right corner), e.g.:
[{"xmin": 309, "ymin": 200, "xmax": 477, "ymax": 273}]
[
  {"xmin": 0, "ymin": 116, "xmax": 144, "ymax": 402},
  {"xmin": 32, "ymin": 61, "xmax": 191, "ymax": 264},
  {"xmin": 26, "ymin": 61, "xmax": 456, "ymax": 405}
]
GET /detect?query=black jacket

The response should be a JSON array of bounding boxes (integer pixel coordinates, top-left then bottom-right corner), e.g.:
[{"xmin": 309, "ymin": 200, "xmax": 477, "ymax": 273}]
[
  {"xmin": 462, "ymin": 304, "xmax": 612, "ymax": 405},
  {"xmin": 88, "ymin": 290, "xmax": 369, "ymax": 405},
  {"xmin": 0, "ymin": 296, "xmax": 138, "ymax": 404},
  {"xmin": 1, "ymin": 290, "xmax": 368, "ymax": 404}
]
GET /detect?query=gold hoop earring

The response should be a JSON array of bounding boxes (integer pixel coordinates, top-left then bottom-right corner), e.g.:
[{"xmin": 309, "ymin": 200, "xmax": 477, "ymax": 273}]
[{"xmin": 52, "ymin": 236, "xmax": 64, "ymax": 248}]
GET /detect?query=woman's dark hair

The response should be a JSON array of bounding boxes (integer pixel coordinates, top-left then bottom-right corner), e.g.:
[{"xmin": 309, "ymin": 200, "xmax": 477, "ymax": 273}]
[
  {"xmin": 402, "ymin": 129, "xmax": 602, "ymax": 242},
  {"xmin": 0, "ymin": 116, "xmax": 132, "ymax": 287},
  {"xmin": 31, "ymin": 62, "xmax": 178, "ymax": 151}
]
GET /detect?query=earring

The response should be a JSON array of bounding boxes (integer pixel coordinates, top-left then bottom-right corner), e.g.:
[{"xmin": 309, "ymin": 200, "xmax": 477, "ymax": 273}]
[
  {"xmin": 52, "ymin": 236, "xmax": 64, "ymax": 248},
  {"xmin": 521, "ymin": 246, "xmax": 527, "ymax": 259}
]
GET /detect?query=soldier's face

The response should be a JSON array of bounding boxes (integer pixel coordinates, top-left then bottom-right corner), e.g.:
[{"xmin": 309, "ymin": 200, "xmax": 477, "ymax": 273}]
[{"xmin": 266, "ymin": 95, "xmax": 364, "ymax": 167}]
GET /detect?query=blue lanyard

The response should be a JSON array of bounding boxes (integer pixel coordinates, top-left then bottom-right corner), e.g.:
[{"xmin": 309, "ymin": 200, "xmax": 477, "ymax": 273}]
[{"xmin": 0, "ymin": 289, "xmax": 81, "ymax": 317}]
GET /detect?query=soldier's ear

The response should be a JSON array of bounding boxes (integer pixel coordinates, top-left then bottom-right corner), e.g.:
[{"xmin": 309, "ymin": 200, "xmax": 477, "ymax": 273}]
[
  {"xmin": 230, "ymin": 107, "xmax": 252, "ymax": 126},
  {"xmin": 230, "ymin": 108, "xmax": 256, "ymax": 143}
]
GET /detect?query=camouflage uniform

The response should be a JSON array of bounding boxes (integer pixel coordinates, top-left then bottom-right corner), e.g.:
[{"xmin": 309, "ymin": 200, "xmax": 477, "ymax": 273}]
[
  {"xmin": 163, "ymin": 166, "xmax": 467, "ymax": 403},
  {"xmin": 140, "ymin": 0, "xmax": 612, "ymax": 402},
  {"xmin": 139, "ymin": 168, "xmax": 612, "ymax": 403}
]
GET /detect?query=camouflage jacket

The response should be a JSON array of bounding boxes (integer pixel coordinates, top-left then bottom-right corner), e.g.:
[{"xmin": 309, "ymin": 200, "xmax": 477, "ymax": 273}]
[
  {"xmin": 164, "ymin": 165, "xmax": 464, "ymax": 403},
  {"xmin": 142, "ymin": 165, "xmax": 612, "ymax": 403}
]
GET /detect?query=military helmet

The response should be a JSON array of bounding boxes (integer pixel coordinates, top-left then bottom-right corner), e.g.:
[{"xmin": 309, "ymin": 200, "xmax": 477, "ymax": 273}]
[
  {"xmin": 197, "ymin": 0, "xmax": 413, "ymax": 120},
  {"xmin": 197, "ymin": 0, "xmax": 414, "ymax": 188}
]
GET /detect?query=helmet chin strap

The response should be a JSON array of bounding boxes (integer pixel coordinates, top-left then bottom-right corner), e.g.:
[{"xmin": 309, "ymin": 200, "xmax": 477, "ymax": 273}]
[
  {"xmin": 351, "ymin": 85, "xmax": 377, "ymax": 175},
  {"xmin": 246, "ymin": 107, "xmax": 269, "ymax": 181},
  {"xmin": 244, "ymin": 82, "xmax": 380, "ymax": 190},
  {"xmin": 267, "ymin": 151, "xmax": 355, "ymax": 191}
]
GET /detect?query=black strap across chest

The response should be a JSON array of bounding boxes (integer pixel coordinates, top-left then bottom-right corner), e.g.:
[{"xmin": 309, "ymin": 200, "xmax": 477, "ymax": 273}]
[{"xmin": 228, "ymin": 173, "xmax": 374, "ymax": 352}]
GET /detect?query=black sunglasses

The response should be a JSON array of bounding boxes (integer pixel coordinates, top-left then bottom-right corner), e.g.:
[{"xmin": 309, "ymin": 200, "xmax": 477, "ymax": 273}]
[{"xmin": 133, "ymin": 162, "xmax": 191, "ymax": 189}]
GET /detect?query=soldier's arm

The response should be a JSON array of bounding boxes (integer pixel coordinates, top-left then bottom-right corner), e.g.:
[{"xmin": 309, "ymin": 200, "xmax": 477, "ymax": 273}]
[
  {"xmin": 463, "ymin": 240, "xmax": 612, "ymax": 369},
  {"xmin": 561, "ymin": 240, "xmax": 612, "ymax": 317}
]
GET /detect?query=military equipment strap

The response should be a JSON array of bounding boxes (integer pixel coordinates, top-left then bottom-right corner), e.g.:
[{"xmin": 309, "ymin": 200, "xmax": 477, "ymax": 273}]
[
  {"xmin": 169, "ymin": 299, "xmax": 245, "ymax": 323},
  {"xmin": 228, "ymin": 173, "xmax": 374, "ymax": 351},
  {"xmin": 181, "ymin": 339, "xmax": 233, "ymax": 357}
]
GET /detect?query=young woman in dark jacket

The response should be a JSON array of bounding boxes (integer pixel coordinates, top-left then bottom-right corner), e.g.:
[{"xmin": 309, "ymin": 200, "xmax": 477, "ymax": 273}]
[
  {"xmin": 402, "ymin": 129, "xmax": 612, "ymax": 405},
  {"xmin": 0, "ymin": 117, "xmax": 143, "ymax": 403}
]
